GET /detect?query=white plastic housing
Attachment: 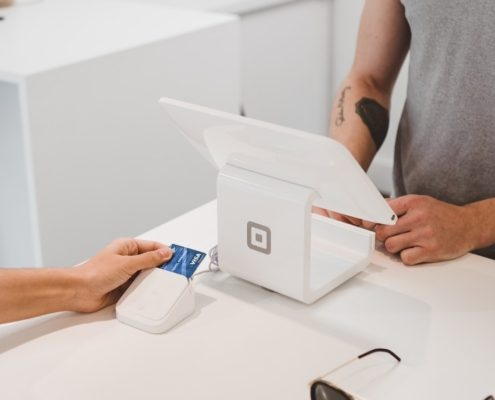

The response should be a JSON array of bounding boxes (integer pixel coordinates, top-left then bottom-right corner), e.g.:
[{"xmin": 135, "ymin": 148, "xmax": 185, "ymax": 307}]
[
  {"xmin": 160, "ymin": 97, "xmax": 395, "ymax": 304},
  {"xmin": 218, "ymin": 165, "xmax": 374, "ymax": 304},
  {"xmin": 116, "ymin": 269, "xmax": 195, "ymax": 334}
]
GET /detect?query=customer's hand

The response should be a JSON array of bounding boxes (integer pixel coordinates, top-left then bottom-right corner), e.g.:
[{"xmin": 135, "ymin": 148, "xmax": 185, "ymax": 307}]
[
  {"xmin": 376, "ymin": 195, "xmax": 476, "ymax": 265},
  {"xmin": 70, "ymin": 238, "xmax": 173, "ymax": 313}
]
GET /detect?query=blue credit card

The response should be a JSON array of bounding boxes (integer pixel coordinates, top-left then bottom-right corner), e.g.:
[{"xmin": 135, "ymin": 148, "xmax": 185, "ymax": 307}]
[{"xmin": 158, "ymin": 244, "xmax": 206, "ymax": 278}]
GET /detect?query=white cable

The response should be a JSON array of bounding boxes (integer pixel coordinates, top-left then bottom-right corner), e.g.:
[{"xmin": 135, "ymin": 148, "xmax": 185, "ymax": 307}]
[
  {"xmin": 208, "ymin": 245, "xmax": 220, "ymax": 272},
  {"xmin": 191, "ymin": 245, "xmax": 219, "ymax": 280}
]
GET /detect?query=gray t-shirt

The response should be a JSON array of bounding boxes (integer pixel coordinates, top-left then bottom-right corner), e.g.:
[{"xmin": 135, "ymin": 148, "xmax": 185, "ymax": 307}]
[{"xmin": 394, "ymin": 0, "xmax": 495, "ymax": 258}]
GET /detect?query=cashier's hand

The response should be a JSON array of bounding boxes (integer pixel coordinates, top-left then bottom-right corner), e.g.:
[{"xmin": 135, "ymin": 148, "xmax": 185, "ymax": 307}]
[
  {"xmin": 312, "ymin": 206, "xmax": 364, "ymax": 226},
  {"xmin": 70, "ymin": 239, "xmax": 173, "ymax": 313},
  {"xmin": 376, "ymin": 195, "xmax": 475, "ymax": 265}
]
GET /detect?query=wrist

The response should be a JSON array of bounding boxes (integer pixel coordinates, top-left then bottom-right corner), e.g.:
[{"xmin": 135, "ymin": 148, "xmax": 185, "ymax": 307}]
[
  {"xmin": 462, "ymin": 202, "xmax": 490, "ymax": 251},
  {"xmin": 64, "ymin": 267, "xmax": 92, "ymax": 313},
  {"xmin": 66, "ymin": 264, "xmax": 112, "ymax": 313}
]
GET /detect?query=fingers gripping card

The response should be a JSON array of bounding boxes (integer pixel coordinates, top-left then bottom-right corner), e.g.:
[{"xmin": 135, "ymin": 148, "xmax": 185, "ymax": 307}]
[{"xmin": 158, "ymin": 244, "xmax": 206, "ymax": 279}]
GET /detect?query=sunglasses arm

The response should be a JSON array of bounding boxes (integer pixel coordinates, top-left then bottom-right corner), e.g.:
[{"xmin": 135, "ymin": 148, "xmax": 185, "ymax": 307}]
[{"xmin": 315, "ymin": 357, "xmax": 361, "ymax": 382}]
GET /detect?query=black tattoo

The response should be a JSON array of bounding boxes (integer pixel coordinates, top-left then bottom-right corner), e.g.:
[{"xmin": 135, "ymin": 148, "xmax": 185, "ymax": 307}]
[
  {"xmin": 335, "ymin": 86, "xmax": 351, "ymax": 127},
  {"xmin": 355, "ymin": 97, "xmax": 389, "ymax": 150}
]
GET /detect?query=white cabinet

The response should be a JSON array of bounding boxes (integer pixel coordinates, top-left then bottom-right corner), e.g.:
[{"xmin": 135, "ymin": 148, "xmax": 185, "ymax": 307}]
[{"xmin": 0, "ymin": 0, "xmax": 240, "ymax": 266}]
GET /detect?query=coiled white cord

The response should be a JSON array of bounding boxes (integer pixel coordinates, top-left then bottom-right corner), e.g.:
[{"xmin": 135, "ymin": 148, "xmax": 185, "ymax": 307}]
[{"xmin": 191, "ymin": 245, "xmax": 219, "ymax": 280}]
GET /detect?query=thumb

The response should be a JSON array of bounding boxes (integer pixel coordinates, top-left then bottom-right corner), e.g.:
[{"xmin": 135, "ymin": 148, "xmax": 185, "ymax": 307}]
[
  {"xmin": 125, "ymin": 247, "xmax": 173, "ymax": 274},
  {"xmin": 387, "ymin": 196, "xmax": 411, "ymax": 217}
]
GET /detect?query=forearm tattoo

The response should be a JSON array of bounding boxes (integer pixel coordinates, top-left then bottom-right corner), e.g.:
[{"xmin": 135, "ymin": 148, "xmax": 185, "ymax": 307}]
[
  {"xmin": 335, "ymin": 86, "xmax": 351, "ymax": 127},
  {"xmin": 355, "ymin": 97, "xmax": 390, "ymax": 150}
]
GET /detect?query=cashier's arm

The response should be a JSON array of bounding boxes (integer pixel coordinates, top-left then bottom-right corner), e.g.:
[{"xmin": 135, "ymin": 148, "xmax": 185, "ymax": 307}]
[
  {"xmin": 0, "ymin": 239, "xmax": 172, "ymax": 324},
  {"xmin": 330, "ymin": 0, "xmax": 410, "ymax": 169},
  {"xmin": 327, "ymin": 0, "xmax": 495, "ymax": 264},
  {"xmin": 315, "ymin": 0, "xmax": 409, "ymax": 223}
]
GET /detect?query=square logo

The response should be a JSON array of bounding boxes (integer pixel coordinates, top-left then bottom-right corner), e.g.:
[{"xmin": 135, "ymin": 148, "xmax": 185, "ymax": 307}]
[{"xmin": 247, "ymin": 221, "xmax": 271, "ymax": 255}]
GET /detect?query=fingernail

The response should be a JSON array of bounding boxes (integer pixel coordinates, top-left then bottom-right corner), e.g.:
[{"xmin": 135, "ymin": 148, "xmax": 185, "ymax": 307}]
[{"xmin": 159, "ymin": 247, "xmax": 173, "ymax": 259}]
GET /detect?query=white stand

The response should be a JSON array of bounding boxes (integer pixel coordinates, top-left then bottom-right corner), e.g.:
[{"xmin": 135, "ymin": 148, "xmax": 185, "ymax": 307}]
[
  {"xmin": 217, "ymin": 165, "xmax": 375, "ymax": 304},
  {"xmin": 159, "ymin": 97, "xmax": 396, "ymax": 305}
]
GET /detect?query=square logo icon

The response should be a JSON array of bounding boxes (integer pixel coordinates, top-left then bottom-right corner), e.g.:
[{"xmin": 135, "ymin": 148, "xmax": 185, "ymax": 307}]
[{"xmin": 247, "ymin": 221, "xmax": 271, "ymax": 255}]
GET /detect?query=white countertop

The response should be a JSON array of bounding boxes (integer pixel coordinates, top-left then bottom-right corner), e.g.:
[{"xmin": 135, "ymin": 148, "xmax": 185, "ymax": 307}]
[
  {"xmin": 0, "ymin": 0, "xmax": 235, "ymax": 80},
  {"xmin": 0, "ymin": 201, "xmax": 494, "ymax": 399}
]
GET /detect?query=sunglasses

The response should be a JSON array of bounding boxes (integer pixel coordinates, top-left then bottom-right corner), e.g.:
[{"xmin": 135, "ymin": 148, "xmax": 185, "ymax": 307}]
[
  {"xmin": 309, "ymin": 349, "xmax": 494, "ymax": 400},
  {"xmin": 309, "ymin": 348, "xmax": 401, "ymax": 400}
]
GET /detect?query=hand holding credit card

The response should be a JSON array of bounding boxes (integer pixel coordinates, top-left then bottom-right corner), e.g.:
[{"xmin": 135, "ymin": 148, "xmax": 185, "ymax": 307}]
[{"xmin": 158, "ymin": 244, "xmax": 206, "ymax": 278}]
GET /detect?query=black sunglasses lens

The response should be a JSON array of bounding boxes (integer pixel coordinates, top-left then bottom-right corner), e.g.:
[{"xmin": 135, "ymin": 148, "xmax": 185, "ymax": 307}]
[{"xmin": 311, "ymin": 382, "xmax": 352, "ymax": 400}]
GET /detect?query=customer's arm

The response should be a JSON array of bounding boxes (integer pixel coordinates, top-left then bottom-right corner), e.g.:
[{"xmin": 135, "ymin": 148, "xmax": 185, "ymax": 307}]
[
  {"xmin": 330, "ymin": 0, "xmax": 410, "ymax": 169},
  {"xmin": 0, "ymin": 238, "xmax": 172, "ymax": 324}
]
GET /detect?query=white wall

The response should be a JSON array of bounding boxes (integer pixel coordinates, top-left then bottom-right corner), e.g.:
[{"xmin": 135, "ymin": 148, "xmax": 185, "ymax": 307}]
[
  {"xmin": 332, "ymin": 0, "xmax": 409, "ymax": 195},
  {"xmin": 0, "ymin": 82, "xmax": 39, "ymax": 266},
  {"xmin": 240, "ymin": 0, "xmax": 332, "ymax": 135}
]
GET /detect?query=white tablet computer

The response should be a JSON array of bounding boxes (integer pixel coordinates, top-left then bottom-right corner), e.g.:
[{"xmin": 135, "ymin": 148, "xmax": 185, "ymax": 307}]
[{"xmin": 159, "ymin": 97, "xmax": 395, "ymax": 224}]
